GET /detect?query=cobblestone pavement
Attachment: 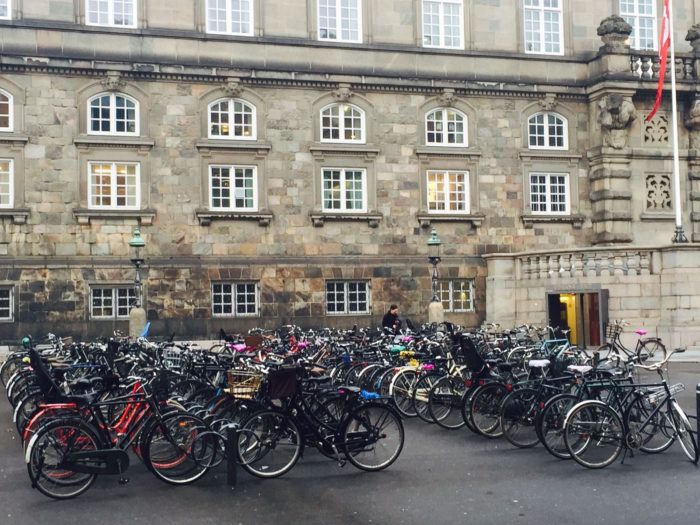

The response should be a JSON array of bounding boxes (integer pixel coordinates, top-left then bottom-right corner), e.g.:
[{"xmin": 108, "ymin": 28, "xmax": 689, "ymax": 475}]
[{"xmin": 1, "ymin": 363, "xmax": 699, "ymax": 525}]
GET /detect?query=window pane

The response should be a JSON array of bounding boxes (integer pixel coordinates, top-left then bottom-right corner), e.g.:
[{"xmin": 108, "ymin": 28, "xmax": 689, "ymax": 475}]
[
  {"xmin": 0, "ymin": 289, "xmax": 11, "ymax": 319},
  {"xmin": 0, "ymin": 159, "xmax": 12, "ymax": 207}
]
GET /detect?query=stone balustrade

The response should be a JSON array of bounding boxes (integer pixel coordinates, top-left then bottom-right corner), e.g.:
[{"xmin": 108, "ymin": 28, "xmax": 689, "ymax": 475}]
[
  {"xmin": 517, "ymin": 248, "xmax": 656, "ymax": 280},
  {"xmin": 630, "ymin": 53, "xmax": 696, "ymax": 81}
]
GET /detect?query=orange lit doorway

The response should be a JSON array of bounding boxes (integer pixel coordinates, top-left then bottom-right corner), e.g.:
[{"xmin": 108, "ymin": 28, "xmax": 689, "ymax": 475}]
[{"xmin": 546, "ymin": 291, "xmax": 608, "ymax": 348}]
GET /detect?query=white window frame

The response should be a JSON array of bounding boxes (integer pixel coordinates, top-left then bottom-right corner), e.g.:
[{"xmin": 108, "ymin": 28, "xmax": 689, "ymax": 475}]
[
  {"xmin": 0, "ymin": 89, "xmax": 13, "ymax": 132},
  {"xmin": 438, "ymin": 279, "xmax": 474, "ymax": 312},
  {"xmin": 88, "ymin": 161, "xmax": 141, "ymax": 210},
  {"xmin": 0, "ymin": 0, "xmax": 11, "ymax": 21},
  {"xmin": 0, "ymin": 287, "xmax": 13, "ymax": 321},
  {"xmin": 90, "ymin": 286, "xmax": 135, "ymax": 319},
  {"xmin": 87, "ymin": 93, "xmax": 139, "ymax": 136},
  {"xmin": 321, "ymin": 168, "xmax": 367, "ymax": 213},
  {"xmin": 318, "ymin": 0, "xmax": 362, "ymax": 43},
  {"xmin": 529, "ymin": 172, "xmax": 570, "ymax": 215},
  {"xmin": 206, "ymin": 0, "xmax": 254, "ymax": 36},
  {"xmin": 426, "ymin": 170, "xmax": 470, "ymax": 214},
  {"xmin": 208, "ymin": 98, "xmax": 257, "ymax": 140},
  {"xmin": 527, "ymin": 112, "xmax": 568, "ymax": 150},
  {"xmin": 422, "ymin": 0, "xmax": 464, "ymax": 49},
  {"xmin": 85, "ymin": 0, "xmax": 137, "ymax": 28},
  {"xmin": 320, "ymin": 103, "xmax": 365, "ymax": 143},
  {"xmin": 620, "ymin": 0, "xmax": 657, "ymax": 51},
  {"xmin": 523, "ymin": 0, "xmax": 564, "ymax": 55},
  {"xmin": 425, "ymin": 107, "xmax": 467, "ymax": 146},
  {"xmin": 211, "ymin": 282, "xmax": 259, "ymax": 317},
  {"xmin": 0, "ymin": 159, "xmax": 13, "ymax": 208},
  {"xmin": 325, "ymin": 280, "xmax": 370, "ymax": 315},
  {"xmin": 209, "ymin": 165, "xmax": 258, "ymax": 211}
]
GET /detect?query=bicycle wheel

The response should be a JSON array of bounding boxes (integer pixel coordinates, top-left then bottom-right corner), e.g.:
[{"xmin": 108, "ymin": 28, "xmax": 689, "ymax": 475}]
[
  {"xmin": 460, "ymin": 384, "xmax": 481, "ymax": 433},
  {"xmin": 391, "ymin": 369, "xmax": 418, "ymax": 417},
  {"xmin": 14, "ymin": 391, "xmax": 42, "ymax": 435},
  {"xmin": 412, "ymin": 373, "xmax": 442, "ymax": 423},
  {"xmin": 143, "ymin": 412, "xmax": 214, "ymax": 484},
  {"xmin": 564, "ymin": 401, "xmax": 624, "ymax": 469},
  {"xmin": 428, "ymin": 376, "xmax": 467, "ymax": 430},
  {"xmin": 26, "ymin": 419, "xmax": 99, "ymax": 500},
  {"xmin": 624, "ymin": 395, "xmax": 675, "ymax": 454},
  {"xmin": 669, "ymin": 401, "xmax": 698, "ymax": 462},
  {"xmin": 499, "ymin": 388, "xmax": 540, "ymax": 448},
  {"xmin": 343, "ymin": 402, "xmax": 404, "ymax": 472},
  {"xmin": 470, "ymin": 383, "xmax": 508, "ymax": 438},
  {"xmin": 538, "ymin": 393, "xmax": 579, "ymax": 459},
  {"xmin": 237, "ymin": 410, "xmax": 302, "ymax": 478},
  {"xmin": 1, "ymin": 354, "xmax": 25, "ymax": 387},
  {"xmin": 637, "ymin": 340, "xmax": 667, "ymax": 364},
  {"xmin": 596, "ymin": 343, "xmax": 620, "ymax": 367}
]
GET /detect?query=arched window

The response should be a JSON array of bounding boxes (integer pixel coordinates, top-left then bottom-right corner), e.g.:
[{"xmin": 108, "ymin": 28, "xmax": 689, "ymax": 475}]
[
  {"xmin": 88, "ymin": 93, "xmax": 139, "ymax": 135},
  {"xmin": 0, "ymin": 89, "xmax": 12, "ymax": 132},
  {"xmin": 425, "ymin": 108, "xmax": 467, "ymax": 146},
  {"xmin": 527, "ymin": 112, "xmax": 567, "ymax": 149},
  {"xmin": 320, "ymin": 103, "xmax": 364, "ymax": 143},
  {"xmin": 208, "ymin": 98, "xmax": 256, "ymax": 140}
]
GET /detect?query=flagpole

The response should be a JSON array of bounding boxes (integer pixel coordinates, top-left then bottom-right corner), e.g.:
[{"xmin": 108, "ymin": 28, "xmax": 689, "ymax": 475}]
[{"xmin": 668, "ymin": 0, "xmax": 688, "ymax": 243}]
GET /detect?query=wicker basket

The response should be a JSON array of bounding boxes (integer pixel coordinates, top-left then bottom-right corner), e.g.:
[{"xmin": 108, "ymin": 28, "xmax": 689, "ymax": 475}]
[
  {"xmin": 604, "ymin": 322, "xmax": 623, "ymax": 341},
  {"xmin": 226, "ymin": 369, "xmax": 263, "ymax": 399}
]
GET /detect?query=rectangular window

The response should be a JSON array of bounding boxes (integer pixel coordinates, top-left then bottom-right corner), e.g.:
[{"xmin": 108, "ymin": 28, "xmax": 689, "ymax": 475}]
[
  {"xmin": 0, "ymin": 288, "xmax": 12, "ymax": 321},
  {"xmin": 212, "ymin": 282, "xmax": 258, "ymax": 317},
  {"xmin": 209, "ymin": 165, "xmax": 257, "ymax": 211},
  {"xmin": 524, "ymin": 0, "xmax": 563, "ymax": 55},
  {"xmin": 88, "ymin": 162, "xmax": 140, "ymax": 209},
  {"xmin": 86, "ymin": 0, "xmax": 137, "ymax": 27},
  {"xmin": 326, "ymin": 281, "xmax": 369, "ymax": 314},
  {"xmin": 206, "ymin": 0, "xmax": 253, "ymax": 35},
  {"xmin": 0, "ymin": 159, "xmax": 13, "ymax": 208},
  {"xmin": 529, "ymin": 172, "xmax": 569, "ymax": 214},
  {"xmin": 322, "ymin": 168, "xmax": 367, "ymax": 212},
  {"xmin": 438, "ymin": 280, "xmax": 474, "ymax": 312},
  {"xmin": 90, "ymin": 286, "xmax": 135, "ymax": 319},
  {"xmin": 427, "ymin": 170, "xmax": 469, "ymax": 214},
  {"xmin": 319, "ymin": 0, "xmax": 361, "ymax": 42},
  {"xmin": 620, "ymin": 0, "xmax": 657, "ymax": 50},
  {"xmin": 423, "ymin": 0, "xmax": 463, "ymax": 49},
  {"xmin": 0, "ymin": 0, "xmax": 10, "ymax": 19}
]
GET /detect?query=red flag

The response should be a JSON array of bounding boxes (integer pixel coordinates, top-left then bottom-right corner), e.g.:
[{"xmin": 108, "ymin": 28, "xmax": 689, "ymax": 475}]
[{"xmin": 646, "ymin": 0, "xmax": 671, "ymax": 122}]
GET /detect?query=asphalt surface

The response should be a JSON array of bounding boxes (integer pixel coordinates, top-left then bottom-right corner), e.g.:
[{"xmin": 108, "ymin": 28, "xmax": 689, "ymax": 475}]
[{"xmin": 2, "ymin": 363, "xmax": 700, "ymax": 525}]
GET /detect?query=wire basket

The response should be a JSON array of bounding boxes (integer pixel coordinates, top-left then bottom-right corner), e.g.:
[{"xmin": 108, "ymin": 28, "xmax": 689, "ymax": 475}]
[
  {"xmin": 226, "ymin": 368, "xmax": 263, "ymax": 399},
  {"xmin": 162, "ymin": 347, "xmax": 183, "ymax": 371},
  {"xmin": 646, "ymin": 383, "xmax": 685, "ymax": 404},
  {"xmin": 604, "ymin": 322, "xmax": 623, "ymax": 341}
]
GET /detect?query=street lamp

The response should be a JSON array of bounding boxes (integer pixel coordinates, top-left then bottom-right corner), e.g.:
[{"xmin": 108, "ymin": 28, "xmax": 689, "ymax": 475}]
[
  {"xmin": 128, "ymin": 227, "xmax": 147, "ymax": 336},
  {"xmin": 427, "ymin": 229, "xmax": 444, "ymax": 323}
]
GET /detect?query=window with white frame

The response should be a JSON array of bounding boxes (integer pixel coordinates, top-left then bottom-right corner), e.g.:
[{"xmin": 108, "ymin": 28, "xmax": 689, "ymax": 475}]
[
  {"xmin": 208, "ymin": 98, "xmax": 256, "ymax": 139},
  {"xmin": 523, "ymin": 0, "xmax": 563, "ymax": 55},
  {"xmin": 0, "ymin": 1, "xmax": 10, "ymax": 20},
  {"xmin": 88, "ymin": 93, "xmax": 138, "ymax": 135},
  {"xmin": 426, "ymin": 170, "xmax": 469, "ymax": 213},
  {"xmin": 0, "ymin": 288, "xmax": 12, "ymax": 320},
  {"xmin": 422, "ymin": 0, "xmax": 463, "ymax": 49},
  {"xmin": 326, "ymin": 281, "xmax": 369, "ymax": 314},
  {"xmin": 529, "ymin": 172, "xmax": 569, "ymax": 214},
  {"xmin": 318, "ymin": 0, "xmax": 361, "ymax": 42},
  {"xmin": 426, "ymin": 108, "xmax": 467, "ymax": 146},
  {"xmin": 620, "ymin": 0, "xmax": 657, "ymax": 50},
  {"xmin": 320, "ymin": 103, "xmax": 364, "ymax": 143},
  {"xmin": 86, "ymin": 0, "xmax": 137, "ymax": 27},
  {"xmin": 438, "ymin": 279, "xmax": 474, "ymax": 312},
  {"xmin": 90, "ymin": 286, "xmax": 136, "ymax": 319},
  {"xmin": 209, "ymin": 165, "xmax": 257, "ymax": 211},
  {"xmin": 88, "ymin": 162, "xmax": 140, "ymax": 209},
  {"xmin": 0, "ymin": 159, "xmax": 12, "ymax": 208},
  {"xmin": 206, "ymin": 0, "xmax": 254, "ymax": 35},
  {"xmin": 0, "ymin": 89, "xmax": 12, "ymax": 131},
  {"xmin": 212, "ymin": 282, "xmax": 258, "ymax": 317},
  {"xmin": 527, "ymin": 112, "xmax": 567, "ymax": 149},
  {"xmin": 322, "ymin": 168, "xmax": 366, "ymax": 212}
]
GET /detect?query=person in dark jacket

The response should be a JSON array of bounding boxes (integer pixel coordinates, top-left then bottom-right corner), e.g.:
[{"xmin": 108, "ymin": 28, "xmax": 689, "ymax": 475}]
[{"xmin": 382, "ymin": 305, "xmax": 401, "ymax": 333}]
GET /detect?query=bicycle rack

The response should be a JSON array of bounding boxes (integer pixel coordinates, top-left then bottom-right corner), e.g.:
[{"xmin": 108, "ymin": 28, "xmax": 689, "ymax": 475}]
[
  {"xmin": 691, "ymin": 383, "xmax": 700, "ymax": 464},
  {"xmin": 225, "ymin": 423, "xmax": 239, "ymax": 486}
]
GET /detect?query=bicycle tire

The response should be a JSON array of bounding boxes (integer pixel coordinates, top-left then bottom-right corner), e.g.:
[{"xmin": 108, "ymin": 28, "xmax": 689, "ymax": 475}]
[
  {"xmin": 670, "ymin": 401, "xmax": 698, "ymax": 462},
  {"xmin": 390, "ymin": 369, "xmax": 418, "ymax": 417},
  {"xmin": 564, "ymin": 400, "xmax": 624, "ymax": 469},
  {"xmin": 237, "ymin": 410, "xmax": 302, "ymax": 478},
  {"xmin": 637, "ymin": 340, "xmax": 667, "ymax": 364},
  {"xmin": 538, "ymin": 393, "xmax": 579, "ymax": 459},
  {"xmin": 343, "ymin": 402, "xmax": 404, "ymax": 472},
  {"xmin": 460, "ymin": 383, "xmax": 482, "ymax": 433},
  {"xmin": 428, "ymin": 376, "xmax": 467, "ymax": 430},
  {"xmin": 470, "ymin": 383, "xmax": 508, "ymax": 438},
  {"xmin": 624, "ymin": 394, "xmax": 675, "ymax": 454},
  {"xmin": 413, "ymin": 372, "xmax": 443, "ymax": 423},
  {"xmin": 499, "ymin": 387, "xmax": 540, "ymax": 448}
]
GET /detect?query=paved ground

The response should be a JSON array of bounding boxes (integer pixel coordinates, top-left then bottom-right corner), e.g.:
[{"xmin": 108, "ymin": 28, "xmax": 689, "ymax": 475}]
[{"xmin": 1, "ymin": 363, "xmax": 699, "ymax": 525}]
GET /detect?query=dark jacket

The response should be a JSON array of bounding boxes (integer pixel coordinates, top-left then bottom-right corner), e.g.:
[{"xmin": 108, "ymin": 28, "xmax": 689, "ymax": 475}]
[{"xmin": 382, "ymin": 312, "xmax": 400, "ymax": 331}]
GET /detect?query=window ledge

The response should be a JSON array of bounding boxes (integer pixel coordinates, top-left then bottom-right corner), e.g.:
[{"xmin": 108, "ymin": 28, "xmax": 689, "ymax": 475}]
[
  {"xmin": 0, "ymin": 134, "xmax": 29, "ymax": 148},
  {"xmin": 310, "ymin": 144, "xmax": 380, "ymax": 160},
  {"xmin": 195, "ymin": 209, "xmax": 273, "ymax": 226},
  {"xmin": 73, "ymin": 208, "xmax": 156, "ymax": 225},
  {"xmin": 416, "ymin": 212, "xmax": 484, "ymax": 228},
  {"xmin": 74, "ymin": 136, "xmax": 155, "ymax": 152},
  {"xmin": 195, "ymin": 139, "xmax": 271, "ymax": 158},
  {"xmin": 518, "ymin": 150, "xmax": 582, "ymax": 163},
  {"xmin": 641, "ymin": 211, "xmax": 676, "ymax": 221},
  {"xmin": 521, "ymin": 213, "xmax": 585, "ymax": 229},
  {"xmin": 415, "ymin": 147, "xmax": 482, "ymax": 161},
  {"xmin": 0, "ymin": 208, "xmax": 30, "ymax": 224},
  {"xmin": 310, "ymin": 211, "xmax": 382, "ymax": 228}
]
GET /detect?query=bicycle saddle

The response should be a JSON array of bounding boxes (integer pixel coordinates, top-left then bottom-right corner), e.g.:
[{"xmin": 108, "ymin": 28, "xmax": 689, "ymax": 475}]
[{"xmin": 635, "ymin": 329, "xmax": 648, "ymax": 336}]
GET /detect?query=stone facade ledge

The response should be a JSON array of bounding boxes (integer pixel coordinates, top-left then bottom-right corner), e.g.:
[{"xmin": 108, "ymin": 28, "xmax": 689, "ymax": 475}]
[
  {"xmin": 73, "ymin": 136, "xmax": 155, "ymax": 152},
  {"xmin": 0, "ymin": 208, "xmax": 30, "ymax": 224},
  {"xmin": 592, "ymin": 210, "xmax": 632, "ymax": 221},
  {"xmin": 641, "ymin": 211, "xmax": 676, "ymax": 221},
  {"xmin": 416, "ymin": 147, "xmax": 482, "ymax": 161},
  {"xmin": 0, "ymin": 134, "xmax": 29, "ymax": 148},
  {"xmin": 195, "ymin": 139, "xmax": 272, "ymax": 158},
  {"xmin": 521, "ymin": 213, "xmax": 585, "ymax": 229},
  {"xmin": 309, "ymin": 144, "xmax": 380, "ymax": 160},
  {"xmin": 590, "ymin": 189, "xmax": 632, "ymax": 202},
  {"xmin": 518, "ymin": 150, "xmax": 582, "ymax": 162},
  {"xmin": 73, "ymin": 208, "xmax": 156, "ymax": 225},
  {"xmin": 195, "ymin": 209, "xmax": 273, "ymax": 226},
  {"xmin": 310, "ymin": 211, "xmax": 382, "ymax": 227},
  {"xmin": 416, "ymin": 212, "xmax": 485, "ymax": 228}
]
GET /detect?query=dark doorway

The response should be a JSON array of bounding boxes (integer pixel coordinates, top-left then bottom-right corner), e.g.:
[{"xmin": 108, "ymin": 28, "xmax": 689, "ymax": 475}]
[{"xmin": 546, "ymin": 290, "xmax": 608, "ymax": 348}]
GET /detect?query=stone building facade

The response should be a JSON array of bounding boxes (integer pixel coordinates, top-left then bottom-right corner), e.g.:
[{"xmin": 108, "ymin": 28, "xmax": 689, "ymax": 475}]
[{"xmin": 0, "ymin": 1, "xmax": 699, "ymax": 346}]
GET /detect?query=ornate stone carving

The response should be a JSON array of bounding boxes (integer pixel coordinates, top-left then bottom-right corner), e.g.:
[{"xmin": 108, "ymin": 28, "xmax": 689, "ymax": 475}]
[
  {"xmin": 100, "ymin": 71, "xmax": 126, "ymax": 91},
  {"xmin": 597, "ymin": 15, "xmax": 633, "ymax": 51},
  {"xmin": 598, "ymin": 94, "xmax": 637, "ymax": 149},
  {"xmin": 538, "ymin": 93, "xmax": 558, "ymax": 111},
  {"xmin": 222, "ymin": 77, "xmax": 243, "ymax": 97},
  {"xmin": 332, "ymin": 83, "xmax": 353, "ymax": 102},
  {"xmin": 646, "ymin": 173, "xmax": 672, "ymax": 210},
  {"xmin": 437, "ymin": 88, "xmax": 456, "ymax": 107},
  {"xmin": 684, "ymin": 96, "xmax": 700, "ymax": 148},
  {"xmin": 686, "ymin": 24, "xmax": 700, "ymax": 53},
  {"xmin": 643, "ymin": 114, "xmax": 669, "ymax": 145}
]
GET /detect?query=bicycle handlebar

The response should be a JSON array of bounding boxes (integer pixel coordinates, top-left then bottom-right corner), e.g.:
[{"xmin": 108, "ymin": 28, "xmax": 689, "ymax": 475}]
[{"xmin": 633, "ymin": 347, "xmax": 685, "ymax": 372}]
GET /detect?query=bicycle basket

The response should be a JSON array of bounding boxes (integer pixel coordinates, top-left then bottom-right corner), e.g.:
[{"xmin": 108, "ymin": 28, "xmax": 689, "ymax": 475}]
[
  {"xmin": 162, "ymin": 347, "xmax": 183, "ymax": 371},
  {"xmin": 604, "ymin": 323, "xmax": 623, "ymax": 341},
  {"xmin": 226, "ymin": 369, "xmax": 263, "ymax": 399},
  {"xmin": 267, "ymin": 366, "xmax": 299, "ymax": 399}
]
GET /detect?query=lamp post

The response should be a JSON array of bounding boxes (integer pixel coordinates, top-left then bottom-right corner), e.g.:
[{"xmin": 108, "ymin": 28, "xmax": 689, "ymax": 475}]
[
  {"xmin": 128, "ymin": 227, "xmax": 147, "ymax": 337},
  {"xmin": 427, "ymin": 228, "xmax": 444, "ymax": 324}
]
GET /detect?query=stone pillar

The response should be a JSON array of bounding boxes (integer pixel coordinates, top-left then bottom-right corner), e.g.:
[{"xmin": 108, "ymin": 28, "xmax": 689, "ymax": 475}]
[
  {"xmin": 129, "ymin": 306, "xmax": 147, "ymax": 338},
  {"xmin": 684, "ymin": 93, "xmax": 700, "ymax": 242},
  {"xmin": 484, "ymin": 255, "xmax": 516, "ymax": 327},
  {"xmin": 657, "ymin": 246, "xmax": 700, "ymax": 349}
]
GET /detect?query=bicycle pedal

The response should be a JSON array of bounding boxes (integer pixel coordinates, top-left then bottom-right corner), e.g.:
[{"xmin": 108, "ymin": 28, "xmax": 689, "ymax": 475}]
[
  {"xmin": 338, "ymin": 459, "xmax": 347, "ymax": 467},
  {"xmin": 118, "ymin": 477, "xmax": 130, "ymax": 485}
]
